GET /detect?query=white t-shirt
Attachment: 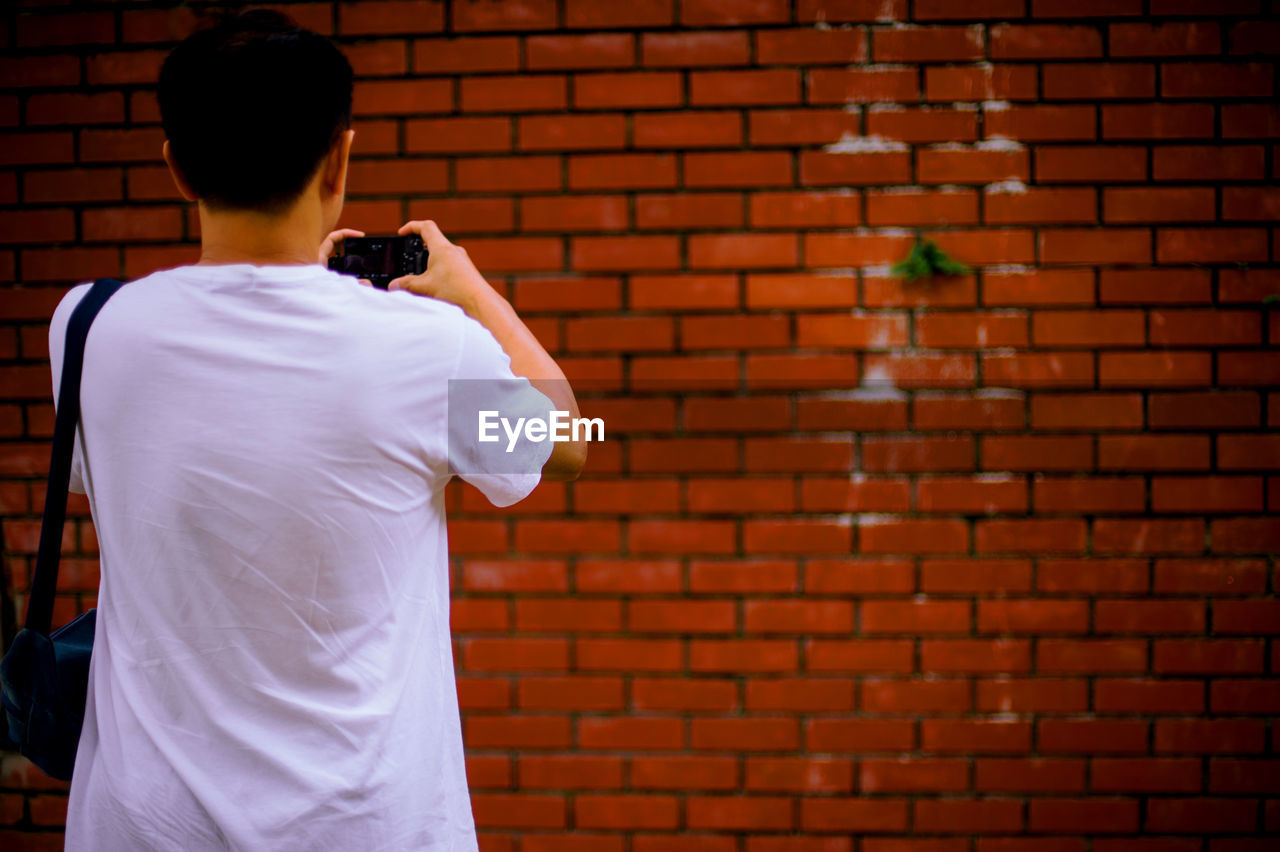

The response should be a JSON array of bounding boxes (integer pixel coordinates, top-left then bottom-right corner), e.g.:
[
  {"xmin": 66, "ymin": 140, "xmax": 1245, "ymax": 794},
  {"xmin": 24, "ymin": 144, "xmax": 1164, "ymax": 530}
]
[{"xmin": 51, "ymin": 262, "xmax": 552, "ymax": 851}]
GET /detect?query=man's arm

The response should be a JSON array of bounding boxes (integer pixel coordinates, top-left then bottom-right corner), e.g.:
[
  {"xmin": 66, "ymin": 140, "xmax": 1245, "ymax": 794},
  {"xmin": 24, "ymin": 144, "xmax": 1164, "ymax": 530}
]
[{"xmin": 388, "ymin": 220, "xmax": 587, "ymax": 482}]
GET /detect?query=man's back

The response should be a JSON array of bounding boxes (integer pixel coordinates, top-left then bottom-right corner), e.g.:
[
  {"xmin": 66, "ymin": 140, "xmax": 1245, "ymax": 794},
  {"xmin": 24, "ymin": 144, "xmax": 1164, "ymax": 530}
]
[{"xmin": 55, "ymin": 262, "xmax": 538, "ymax": 851}]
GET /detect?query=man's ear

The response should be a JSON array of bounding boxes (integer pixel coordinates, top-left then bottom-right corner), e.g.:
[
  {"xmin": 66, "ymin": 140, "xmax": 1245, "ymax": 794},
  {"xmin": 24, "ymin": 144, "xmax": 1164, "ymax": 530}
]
[
  {"xmin": 162, "ymin": 140, "xmax": 198, "ymax": 202},
  {"xmin": 322, "ymin": 128, "xmax": 355, "ymax": 202}
]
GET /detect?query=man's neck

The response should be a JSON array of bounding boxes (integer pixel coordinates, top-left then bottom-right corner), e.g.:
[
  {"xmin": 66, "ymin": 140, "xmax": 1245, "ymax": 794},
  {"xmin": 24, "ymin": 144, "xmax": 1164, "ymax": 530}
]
[{"xmin": 194, "ymin": 202, "xmax": 322, "ymax": 267}]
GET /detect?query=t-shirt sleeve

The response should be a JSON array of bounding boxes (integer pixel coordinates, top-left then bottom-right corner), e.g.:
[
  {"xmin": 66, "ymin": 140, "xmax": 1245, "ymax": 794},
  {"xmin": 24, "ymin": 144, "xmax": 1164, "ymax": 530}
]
[
  {"xmin": 447, "ymin": 317, "xmax": 556, "ymax": 508},
  {"xmin": 48, "ymin": 282, "xmax": 94, "ymax": 495}
]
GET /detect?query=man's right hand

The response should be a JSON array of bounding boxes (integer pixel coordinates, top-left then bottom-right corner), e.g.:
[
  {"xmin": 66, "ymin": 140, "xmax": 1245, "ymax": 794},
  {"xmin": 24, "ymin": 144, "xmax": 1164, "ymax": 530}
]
[{"xmin": 387, "ymin": 220, "xmax": 495, "ymax": 317}]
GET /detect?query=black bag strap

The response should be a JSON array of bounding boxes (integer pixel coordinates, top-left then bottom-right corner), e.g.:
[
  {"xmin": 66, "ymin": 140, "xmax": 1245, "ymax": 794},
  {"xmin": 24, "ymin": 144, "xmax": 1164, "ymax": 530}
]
[{"xmin": 26, "ymin": 278, "xmax": 128, "ymax": 636}]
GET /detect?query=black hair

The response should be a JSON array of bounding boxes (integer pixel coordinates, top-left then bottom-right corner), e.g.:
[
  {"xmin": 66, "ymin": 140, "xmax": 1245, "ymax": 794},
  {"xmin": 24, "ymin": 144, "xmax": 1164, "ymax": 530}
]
[{"xmin": 157, "ymin": 7, "xmax": 354, "ymax": 215}]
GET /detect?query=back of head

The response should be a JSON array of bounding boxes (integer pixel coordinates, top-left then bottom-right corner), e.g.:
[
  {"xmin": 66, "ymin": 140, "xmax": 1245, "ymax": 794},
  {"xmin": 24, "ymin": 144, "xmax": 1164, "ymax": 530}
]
[{"xmin": 158, "ymin": 8, "xmax": 354, "ymax": 216}]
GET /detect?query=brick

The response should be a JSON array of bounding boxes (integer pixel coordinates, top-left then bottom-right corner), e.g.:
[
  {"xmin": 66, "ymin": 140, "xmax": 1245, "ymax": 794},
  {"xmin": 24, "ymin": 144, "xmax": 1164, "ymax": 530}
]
[
  {"xmin": 745, "ymin": 437, "xmax": 854, "ymax": 473},
  {"xmin": 636, "ymin": 194, "xmax": 744, "ymax": 229},
  {"xmin": 690, "ymin": 151, "xmax": 793, "ymax": 188},
  {"xmin": 975, "ymin": 518, "xmax": 1088, "ymax": 552},
  {"xmin": 985, "ymin": 105, "xmax": 1097, "ymax": 141},
  {"xmin": 859, "ymin": 519, "xmax": 970, "ymax": 554},
  {"xmin": 1110, "ymin": 21, "xmax": 1221, "ymax": 56},
  {"xmin": 985, "ymin": 187, "xmax": 1096, "ymax": 225},
  {"xmin": 1104, "ymin": 187, "xmax": 1215, "ymax": 223},
  {"xmin": 983, "ymin": 432, "xmax": 1095, "ymax": 470},
  {"xmin": 520, "ymin": 195, "xmax": 628, "ymax": 233},
  {"xmin": 1211, "ymin": 517, "xmax": 1280, "ymax": 553},
  {"xmin": 982, "ymin": 269, "xmax": 1094, "ymax": 307},
  {"xmin": 809, "ymin": 68, "xmax": 919, "ymax": 104},
  {"xmin": 681, "ymin": 0, "xmax": 789, "ymax": 26},
  {"xmin": 862, "ymin": 680, "xmax": 971, "ymax": 713},
  {"xmin": 353, "ymin": 79, "xmax": 452, "ymax": 115},
  {"xmin": 976, "ymin": 679, "xmax": 1085, "ymax": 713},
  {"xmin": 569, "ymin": 153, "xmax": 677, "ymax": 190},
  {"xmin": 1154, "ymin": 638, "xmax": 1265, "ymax": 675},
  {"xmin": 85, "ymin": 49, "xmax": 168, "ymax": 86},
  {"xmin": 919, "ymin": 720, "xmax": 1032, "ymax": 758},
  {"xmin": 1100, "ymin": 269, "xmax": 1212, "ymax": 306},
  {"xmin": 758, "ymin": 27, "xmax": 866, "ymax": 64},
  {"xmin": 526, "ymin": 34, "xmax": 634, "ymax": 70},
  {"xmin": 1158, "ymin": 228, "xmax": 1269, "ymax": 263},
  {"xmin": 690, "ymin": 69, "xmax": 800, "ymax": 106},
  {"xmin": 1035, "ymin": 145, "xmax": 1147, "ymax": 182},
  {"xmin": 1213, "ymin": 434, "xmax": 1280, "ymax": 468},
  {"xmin": 1031, "ymin": 394, "xmax": 1144, "ymax": 430},
  {"xmin": 641, "ymin": 31, "xmax": 748, "ymax": 67},
  {"xmin": 17, "ymin": 11, "xmax": 115, "ymax": 46},
  {"xmin": 575, "ymin": 71, "xmax": 683, "ymax": 109},
  {"xmin": 916, "ymin": 312, "xmax": 1028, "ymax": 348},
  {"xmin": 1150, "ymin": 309, "xmax": 1261, "ymax": 346},
  {"xmin": 915, "ymin": 798, "xmax": 1024, "ymax": 833},
  {"xmin": 629, "ymin": 273, "xmax": 742, "ymax": 310},
  {"xmin": 1046, "ymin": 63, "xmax": 1156, "ymax": 99},
  {"xmin": 28, "ymin": 92, "xmax": 123, "ymax": 125},
  {"xmin": 750, "ymin": 191, "xmax": 861, "ymax": 228},
  {"xmin": 749, "ymin": 108, "xmax": 858, "ymax": 146},
  {"xmin": 862, "ymin": 600, "xmax": 970, "ymax": 634},
  {"xmin": 866, "ymin": 106, "xmax": 979, "ymax": 143},
  {"xmin": 689, "ymin": 233, "xmax": 797, "ymax": 269},
  {"xmin": 1102, "ymin": 103, "xmax": 1216, "ymax": 139},
  {"xmin": 1162, "ymin": 62, "xmax": 1274, "ymax": 98},
  {"xmin": 1032, "ymin": 0, "xmax": 1143, "ymax": 13},
  {"xmin": 912, "ymin": 0, "xmax": 1020, "ymax": 17},
  {"xmin": 977, "ymin": 596, "xmax": 1090, "ymax": 629},
  {"xmin": 866, "ymin": 188, "xmax": 977, "ymax": 226},
  {"xmin": 925, "ymin": 65, "xmax": 1037, "ymax": 101},
  {"xmin": 461, "ymin": 75, "xmax": 564, "ymax": 112},
  {"xmin": 1100, "ymin": 352, "xmax": 1212, "ymax": 387},
  {"xmin": 348, "ymin": 159, "xmax": 449, "ymax": 195},
  {"xmin": 921, "ymin": 557, "xmax": 1029, "ymax": 591},
  {"xmin": 801, "ymin": 798, "xmax": 908, "ymax": 832},
  {"xmin": 412, "ymin": 36, "xmax": 520, "ymax": 73},
  {"xmin": 635, "ymin": 111, "xmax": 742, "ymax": 148},
  {"xmin": 918, "ymin": 147, "xmax": 1029, "ymax": 184},
  {"xmin": 1224, "ymin": 186, "xmax": 1280, "ymax": 220},
  {"xmin": 800, "ymin": 151, "xmax": 912, "ymax": 186},
  {"xmin": 873, "ymin": 25, "xmax": 984, "ymax": 62},
  {"xmin": 572, "ymin": 234, "xmax": 680, "ymax": 270},
  {"xmin": 82, "ymin": 205, "xmax": 184, "ymax": 243},
  {"xmin": 1149, "ymin": 392, "xmax": 1261, "ymax": 431},
  {"xmin": 0, "ymin": 131, "xmax": 73, "ymax": 166},
  {"xmin": 518, "ymin": 114, "xmax": 627, "ymax": 151},
  {"xmin": 799, "ymin": 320, "xmax": 908, "ymax": 360},
  {"xmin": 799, "ymin": 0, "xmax": 910, "ymax": 21},
  {"xmin": 0, "ymin": 55, "xmax": 81, "ymax": 87},
  {"xmin": 990, "ymin": 24, "xmax": 1103, "ymax": 58},
  {"xmin": 1031, "ymin": 310, "xmax": 1144, "ymax": 347},
  {"xmin": 745, "ymin": 755, "xmax": 854, "ymax": 790},
  {"xmin": 1156, "ymin": 718, "xmax": 1266, "ymax": 754},
  {"xmin": 565, "ymin": 0, "xmax": 674, "ymax": 29},
  {"xmin": 452, "ymin": 0, "xmax": 556, "ymax": 32},
  {"xmin": 1039, "ymin": 228, "xmax": 1151, "ymax": 265},
  {"xmin": 1034, "ymin": 476, "xmax": 1146, "ymax": 512},
  {"xmin": 0, "ymin": 209, "xmax": 75, "ymax": 245}
]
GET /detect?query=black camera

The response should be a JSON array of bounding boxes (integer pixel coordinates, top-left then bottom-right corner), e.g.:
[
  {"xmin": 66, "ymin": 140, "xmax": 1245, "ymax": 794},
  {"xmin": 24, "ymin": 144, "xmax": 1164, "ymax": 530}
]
[{"xmin": 327, "ymin": 235, "xmax": 429, "ymax": 290}]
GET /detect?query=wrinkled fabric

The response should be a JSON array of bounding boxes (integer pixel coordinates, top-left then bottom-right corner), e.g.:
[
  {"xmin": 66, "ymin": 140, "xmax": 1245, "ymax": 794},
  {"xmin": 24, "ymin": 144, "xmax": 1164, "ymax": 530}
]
[{"xmin": 51, "ymin": 262, "xmax": 548, "ymax": 851}]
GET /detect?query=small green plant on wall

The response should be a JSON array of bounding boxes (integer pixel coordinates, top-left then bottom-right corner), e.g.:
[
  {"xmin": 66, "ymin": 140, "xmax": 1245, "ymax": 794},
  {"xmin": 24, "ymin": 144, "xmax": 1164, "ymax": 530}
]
[{"xmin": 891, "ymin": 237, "xmax": 970, "ymax": 282}]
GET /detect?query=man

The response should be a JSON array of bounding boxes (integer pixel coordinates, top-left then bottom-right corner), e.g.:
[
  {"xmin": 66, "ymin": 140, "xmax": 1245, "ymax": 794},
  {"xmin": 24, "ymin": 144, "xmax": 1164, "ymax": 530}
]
[{"xmin": 51, "ymin": 8, "xmax": 585, "ymax": 850}]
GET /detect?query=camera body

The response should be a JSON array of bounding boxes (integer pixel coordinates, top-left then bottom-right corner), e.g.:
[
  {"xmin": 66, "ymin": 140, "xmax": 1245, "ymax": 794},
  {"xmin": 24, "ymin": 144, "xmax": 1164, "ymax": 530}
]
[{"xmin": 327, "ymin": 235, "xmax": 429, "ymax": 290}]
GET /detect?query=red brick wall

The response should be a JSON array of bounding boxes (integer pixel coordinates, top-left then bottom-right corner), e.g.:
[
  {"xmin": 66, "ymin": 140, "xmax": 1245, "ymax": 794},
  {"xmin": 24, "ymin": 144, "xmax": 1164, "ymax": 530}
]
[{"xmin": 3, "ymin": 0, "xmax": 1279, "ymax": 847}]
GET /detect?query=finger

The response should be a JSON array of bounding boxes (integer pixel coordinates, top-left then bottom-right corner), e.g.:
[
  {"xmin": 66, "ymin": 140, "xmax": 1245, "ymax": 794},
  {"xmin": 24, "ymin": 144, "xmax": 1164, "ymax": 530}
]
[
  {"xmin": 415, "ymin": 220, "xmax": 451, "ymax": 255},
  {"xmin": 358, "ymin": 278, "xmax": 373, "ymax": 288},
  {"xmin": 398, "ymin": 220, "xmax": 452, "ymax": 255}
]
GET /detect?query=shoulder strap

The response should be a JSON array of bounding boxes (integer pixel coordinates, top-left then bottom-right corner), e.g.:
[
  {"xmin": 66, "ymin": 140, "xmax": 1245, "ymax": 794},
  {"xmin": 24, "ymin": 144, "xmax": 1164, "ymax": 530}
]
[{"xmin": 26, "ymin": 278, "xmax": 128, "ymax": 636}]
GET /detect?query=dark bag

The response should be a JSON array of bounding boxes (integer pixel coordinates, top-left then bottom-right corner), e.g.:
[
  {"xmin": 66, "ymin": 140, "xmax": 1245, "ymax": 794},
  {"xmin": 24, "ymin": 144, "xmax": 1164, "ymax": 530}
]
[{"xmin": 1, "ymin": 278, "xmax": 127, "ymax": 781}]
